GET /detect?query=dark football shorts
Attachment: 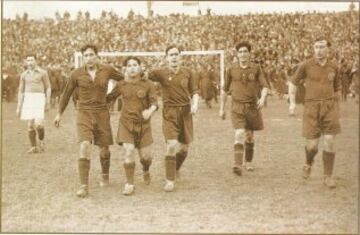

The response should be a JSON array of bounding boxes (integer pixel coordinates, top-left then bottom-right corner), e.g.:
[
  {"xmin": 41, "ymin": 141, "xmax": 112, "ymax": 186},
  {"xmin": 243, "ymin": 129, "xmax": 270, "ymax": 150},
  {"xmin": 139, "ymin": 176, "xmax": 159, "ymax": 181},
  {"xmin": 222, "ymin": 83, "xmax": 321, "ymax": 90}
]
[
  {"xmin": 76, "ymin": 109, "xmax": 113, "ymax": 146},
  {"xmin": 116, "ymin": 118, "xmax": 153, "ymax": 149},
  {"xmin": 231, "ymin": 101, "xmax": 264, "ymax": 131},
  {"xmin": 162, "ymin": 104, "xmax": 193, "ymax": 144},
  {"xmin": 303, "ymin": 99, "xmax": 341, "ymax": 139}
]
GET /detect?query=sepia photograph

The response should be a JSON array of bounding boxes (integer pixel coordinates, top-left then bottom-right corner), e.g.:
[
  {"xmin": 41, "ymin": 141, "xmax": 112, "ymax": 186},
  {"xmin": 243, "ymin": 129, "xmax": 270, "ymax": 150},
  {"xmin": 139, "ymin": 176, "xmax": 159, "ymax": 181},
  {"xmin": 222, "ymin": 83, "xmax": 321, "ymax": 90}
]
[{"xmin": 1, "ymin": 0, "xmax": 359, "ymax": 233}]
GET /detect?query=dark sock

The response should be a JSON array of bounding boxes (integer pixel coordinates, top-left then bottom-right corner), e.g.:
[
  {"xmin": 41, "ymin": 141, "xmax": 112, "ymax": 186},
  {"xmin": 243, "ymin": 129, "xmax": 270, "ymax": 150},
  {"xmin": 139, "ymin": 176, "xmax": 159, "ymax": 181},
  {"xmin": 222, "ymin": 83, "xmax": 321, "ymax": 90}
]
[
  {"xmin": 176, "ymin": 151, "xmax": 188, "ymax": 171},
  {"xmin": 124, "ymin": 162, "xmax": 135, "ymax": 185},
  {"xmin": 78, "ymin": 159, "xmax": 90, "ymax": 185},
  {"xmin": 305, "ymin": 147, "xmax": 318, "ymax": 166},
  {"xmin": 36, "ymin": 126, "xmax": 45, "ymax": 141},
  {"xmin": 165, "ymin": 156, "xmax": 176, "ymax": 181},
  {"xmin": 28, "ymin": 129, "xmax": 37, "ymax": 147},
  {"xmin": 234, "ymin": 144, "xmax": 244, "ymax": 167},
  {"xmin": 245, "ymin": 142, "xmax": 254, "ymax": 162},
  {"xmin": 323, "ymin": 151, "xmax": 335, "ymax": 176},
  {"xmin": 140, "ymin": 158, "xmax": 152, "ymax": 172},
  {"xmin": 100, "ymin": 150, "xmax": 111, "ymax": 175}
]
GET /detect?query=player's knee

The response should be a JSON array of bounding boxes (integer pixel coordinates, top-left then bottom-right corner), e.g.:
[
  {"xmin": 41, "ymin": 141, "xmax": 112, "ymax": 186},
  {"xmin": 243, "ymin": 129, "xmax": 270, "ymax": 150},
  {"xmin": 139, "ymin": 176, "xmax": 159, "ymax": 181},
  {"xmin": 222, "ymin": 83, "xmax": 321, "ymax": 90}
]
[
  {"xmin": 178, "ymin": 144, "xmax": 189, "ymax": 153},
  {"xmin": 166, "ymin": 140, "xmax": 178, "ymax": 156},
  {"xmin": 234, "ymin": 129, "xmax": 245, "ymax": 143},
  {"xmin": 140, "ymin": 152, "xmax": 152, "ymax": 162},
  {"xmin": 139, "ymin": 147, "xmax": 152, "ymax": 161},
  {"xmin": 324, "ymin": 135, "xmax": 335, "ymax": 152},
  {"xmin": 306, "ymin": 141, "xmax": 318, "ymax": 152},
  {"xmin": 123, "ymin": 144, "xmax": 135, "ymax": 158},
  {"xmin": 245, "ymin": 131, "xmax": 254, "ymax": 143},
  {"xmin": 28, "ymin": 122, "xmax": 35, "ymax": 131},
  {"xmin": 124, "ymin": 151, "xmax": 135, "ymax": 163},
  {"xmin": 100, "ymin": 146, "xmax": 110, "ymax": 159},
  {"xmin": 35, "ymin": 123, "xmax": 44, "ymax": 128},
  {"xmin": 35, "ymin": 119, "xmax": 44, "ymax": 127},
  {"xmin": 124, "ymin": 155, "xmax": 135, "ymax": 164},
  {"xmin": 80, "ymin": 141, "xmax": 91, "ymax": 159}
]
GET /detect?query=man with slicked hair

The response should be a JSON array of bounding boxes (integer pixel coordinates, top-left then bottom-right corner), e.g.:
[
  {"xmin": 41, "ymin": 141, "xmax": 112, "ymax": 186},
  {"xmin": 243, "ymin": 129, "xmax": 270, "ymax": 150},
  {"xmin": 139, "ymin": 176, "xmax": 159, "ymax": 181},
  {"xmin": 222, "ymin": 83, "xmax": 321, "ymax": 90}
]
[
  {"xmin": 107, "ymin": 56, "xmax": 158, "ymax": 196},
  {"xmin": 54, "ymin": 44, "xmax": 124, "ymax": 197},
  {"xmin": 220, "ymin": 41, "xmax": 268, "ymax": 176},
  {"xmin": 148, "ymin": 45, "xmax": 200, "ymax": 192},
  {"xmin": 289, "ymin": 37, "xmax": 341, "ymax": 188}
]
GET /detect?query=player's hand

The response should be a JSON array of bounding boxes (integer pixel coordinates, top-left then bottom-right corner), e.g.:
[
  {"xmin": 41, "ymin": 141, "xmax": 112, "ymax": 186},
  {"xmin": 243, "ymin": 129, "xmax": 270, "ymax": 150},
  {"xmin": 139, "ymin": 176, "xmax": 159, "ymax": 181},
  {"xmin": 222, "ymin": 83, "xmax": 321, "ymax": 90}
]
[
  {"xmin": 219, "ymin": 109, "xmax": 226, "ymax": 120},
  {"xmin": 53, "ymin": 113, "xmax": 62, "ymax": 128},
  {"xmin": 190, "ymin": 103, "xmax": 198, "ymax": 115},
  {"xmin": 142, "ymin": 109, "xmax": 153, "ymax": 120},
  {"xmin": 257, "ymin": 98, "xmax": 266, "ymax": 109}
]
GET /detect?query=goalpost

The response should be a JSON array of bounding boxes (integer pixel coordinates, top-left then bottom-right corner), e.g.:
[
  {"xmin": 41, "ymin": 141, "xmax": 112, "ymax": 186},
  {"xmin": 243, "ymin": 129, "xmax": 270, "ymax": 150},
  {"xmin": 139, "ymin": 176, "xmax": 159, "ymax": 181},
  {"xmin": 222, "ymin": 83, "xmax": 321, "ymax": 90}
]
[{"xmin": 74, "ymin": 50, "xmax": 226, "ymax": 90}]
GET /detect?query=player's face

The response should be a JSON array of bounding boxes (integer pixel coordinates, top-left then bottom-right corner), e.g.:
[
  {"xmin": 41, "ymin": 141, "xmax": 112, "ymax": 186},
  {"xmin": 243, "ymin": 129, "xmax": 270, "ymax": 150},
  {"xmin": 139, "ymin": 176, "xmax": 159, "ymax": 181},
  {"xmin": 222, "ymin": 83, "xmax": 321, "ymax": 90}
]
[
  {"xmin": 166, "ymin": 48, "xmax": 181, "ymax": 68},
  {"xmin": 313, "ymin": 40, "xmax": 328, "ymax": 60},
  {"xmin": 125, "ymin": 59, "xmax": 141, "ymax": 78},
  {"xmin": 25, "ymin": 56, "xmax": 36, "ymax": 69},
  {"xmin": 82, "ymin": 48, "xmax": 98, "ymax": 67},
  {"xmin": 237, "ymin": 47, "xmax": 250, "ymax": 62}
]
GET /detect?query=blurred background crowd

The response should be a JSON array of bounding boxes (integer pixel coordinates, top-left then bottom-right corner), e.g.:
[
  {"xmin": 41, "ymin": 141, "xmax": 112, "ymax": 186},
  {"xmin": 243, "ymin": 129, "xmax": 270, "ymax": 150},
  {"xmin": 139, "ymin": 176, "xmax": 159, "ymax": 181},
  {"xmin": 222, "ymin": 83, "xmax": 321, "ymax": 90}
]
[{"xmin": 2, "ymin": 4, "xmax": 359, "ymax": 106}]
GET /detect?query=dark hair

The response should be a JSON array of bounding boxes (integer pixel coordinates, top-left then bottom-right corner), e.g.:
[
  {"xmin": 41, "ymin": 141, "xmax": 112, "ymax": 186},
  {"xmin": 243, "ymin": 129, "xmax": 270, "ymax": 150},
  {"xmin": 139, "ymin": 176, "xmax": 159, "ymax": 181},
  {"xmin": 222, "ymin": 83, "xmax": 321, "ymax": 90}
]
[
  {"xmin": 165, "ymin": 44, "xmax": 182, "ymax": 55},
  {"xmin": 25, "ymin": 53, "xmax": 37, "ymax": 59},
  {"xmin": 235, "ymin": 42, "xmax": 251, "ymax": 52},
  {"xmin": 80, "ymin": 44, "xmax": 98, "ymax": 54},
  {"xmin": 314, "ymin": 36, "xmax": 331, "ymax": 47},
  {"xmin": 123, "ymin": 56, "xmax": 141, "ymax": 66}
]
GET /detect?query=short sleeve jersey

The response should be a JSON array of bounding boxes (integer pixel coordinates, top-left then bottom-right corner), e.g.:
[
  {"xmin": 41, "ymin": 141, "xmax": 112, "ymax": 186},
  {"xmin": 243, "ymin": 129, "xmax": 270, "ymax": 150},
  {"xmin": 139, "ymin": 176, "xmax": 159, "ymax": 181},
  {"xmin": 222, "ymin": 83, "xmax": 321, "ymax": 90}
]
[
  {"xmin": 224, "ymin": 63, "xmax": 268, "ymax": 103},
  {"xmin": 107, "ymin": 79, "xmax": 158, "ymax": 122},
  {"xmin": 20, "ymin": 67, "xmax": 50, "ymax": 93},
  {"xmin": 148, "ymin": 67, "xmax": 199, "ymax": 106},
  {"xmin": 291, "ymin": 58, "xmax": 341, "ymax": 101}
]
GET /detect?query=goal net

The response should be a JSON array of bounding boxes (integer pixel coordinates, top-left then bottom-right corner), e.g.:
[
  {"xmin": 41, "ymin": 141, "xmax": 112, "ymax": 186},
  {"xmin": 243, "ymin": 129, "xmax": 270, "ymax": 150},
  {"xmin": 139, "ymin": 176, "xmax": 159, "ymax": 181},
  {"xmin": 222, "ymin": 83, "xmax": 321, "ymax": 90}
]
[{"xmin": 74, "ymin": 50, "xmax": 225, "ymax": 91}]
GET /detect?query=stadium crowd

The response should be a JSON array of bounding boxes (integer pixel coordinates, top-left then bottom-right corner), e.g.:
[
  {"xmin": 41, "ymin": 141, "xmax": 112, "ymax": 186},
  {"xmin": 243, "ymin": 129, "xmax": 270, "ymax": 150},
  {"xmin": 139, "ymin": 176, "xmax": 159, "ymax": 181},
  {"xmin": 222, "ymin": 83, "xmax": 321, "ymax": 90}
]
[{"xmin": 2, "ymin": 6, "xmax": 359, "ymax": 102}]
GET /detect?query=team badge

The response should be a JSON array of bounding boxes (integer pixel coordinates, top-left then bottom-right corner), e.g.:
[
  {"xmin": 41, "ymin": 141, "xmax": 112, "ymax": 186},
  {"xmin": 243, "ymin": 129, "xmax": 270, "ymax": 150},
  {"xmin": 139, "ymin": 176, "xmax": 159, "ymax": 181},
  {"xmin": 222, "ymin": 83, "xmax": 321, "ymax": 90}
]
[
  {"xmin": 248, "ymin": 73, "xmax": 255, "ymax": 81},
  {"xmin": 136, "ymin": 89, "xmax": 146, "ymax": 98},
  {"xmin": 328, "ymin": 71, "xmax": 335, "ymax": 81},
  {"xmin": 241, "ymin": 73, "xmax": 247, "ymax": 83}
]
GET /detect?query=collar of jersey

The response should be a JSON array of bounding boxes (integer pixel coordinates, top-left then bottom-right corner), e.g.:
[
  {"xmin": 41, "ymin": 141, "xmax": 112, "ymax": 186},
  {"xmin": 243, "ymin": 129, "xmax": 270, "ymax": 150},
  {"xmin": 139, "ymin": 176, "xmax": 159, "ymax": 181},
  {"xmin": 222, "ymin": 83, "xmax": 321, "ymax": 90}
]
[{"xmin": 82, "ymin": 63, "xmax": 105, "ymax": 73}]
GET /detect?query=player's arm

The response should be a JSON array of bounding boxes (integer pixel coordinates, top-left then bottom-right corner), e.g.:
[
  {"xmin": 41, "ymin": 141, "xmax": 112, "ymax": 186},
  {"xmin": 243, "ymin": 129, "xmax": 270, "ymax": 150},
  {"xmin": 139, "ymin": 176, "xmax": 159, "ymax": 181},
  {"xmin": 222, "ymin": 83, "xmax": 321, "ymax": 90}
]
[
  {"xmin": 42, "ymin": 70, "xmax": 52, "ymax": 110},
  {"xmin": 257, "ymin": 67, "xmax": 269, "ymax": 109},
  {"xmin": 147, "ymin": 69, "xmax": 160, "ymax": 83},
  {"xmin": 16, "ymin": 74, "xmax": 25, "ymax": 117},
  {"xmin": 220, "ymin": 68, "xmax": 232, "ymax": 119},
  {"xmin": 189, "ymin": 70, "xmax": 200, "ymax": 115},
  {"xmin": 333, "ymin": 67, "xmax": 342, "ymax": 101},
  {"xmin": 109, "ymin": 66, "xmax": 124, "ymax": 81},
  {"xmin": 142, "ymin": 82, "xmax": 158, "ymax": 120},
  {"xmin": 54, "ymin": 73, "xmax": 76, "ymax": 127},
  {"xmin": 106, "ymin": 82, "xmax": 121, "ymax": 103}
]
